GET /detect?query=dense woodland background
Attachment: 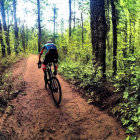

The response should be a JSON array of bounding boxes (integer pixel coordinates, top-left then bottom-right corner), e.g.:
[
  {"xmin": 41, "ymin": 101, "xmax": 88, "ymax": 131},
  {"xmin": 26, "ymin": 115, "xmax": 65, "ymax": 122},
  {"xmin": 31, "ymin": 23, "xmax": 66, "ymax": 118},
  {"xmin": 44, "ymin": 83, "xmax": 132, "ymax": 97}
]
[{"xmin": 0, "ymin": 0, "xmax": 140, "ymax": 139}]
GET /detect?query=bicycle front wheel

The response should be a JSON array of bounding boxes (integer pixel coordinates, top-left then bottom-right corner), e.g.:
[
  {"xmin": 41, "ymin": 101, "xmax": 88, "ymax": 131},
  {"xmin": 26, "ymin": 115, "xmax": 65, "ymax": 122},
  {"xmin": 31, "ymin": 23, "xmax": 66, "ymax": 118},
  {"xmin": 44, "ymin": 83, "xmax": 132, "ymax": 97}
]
[{"xmin": 50, "ymin": 77, "xmax": 62, "ymax": 105}]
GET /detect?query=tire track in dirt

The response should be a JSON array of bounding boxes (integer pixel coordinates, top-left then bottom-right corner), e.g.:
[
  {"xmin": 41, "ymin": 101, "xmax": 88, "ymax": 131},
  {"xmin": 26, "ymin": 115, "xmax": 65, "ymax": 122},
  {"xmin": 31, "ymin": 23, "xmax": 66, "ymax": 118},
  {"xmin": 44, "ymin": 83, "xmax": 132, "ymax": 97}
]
[{"xmin": 0, "ymin": 55, "xmax": 126, "ymax": 140}]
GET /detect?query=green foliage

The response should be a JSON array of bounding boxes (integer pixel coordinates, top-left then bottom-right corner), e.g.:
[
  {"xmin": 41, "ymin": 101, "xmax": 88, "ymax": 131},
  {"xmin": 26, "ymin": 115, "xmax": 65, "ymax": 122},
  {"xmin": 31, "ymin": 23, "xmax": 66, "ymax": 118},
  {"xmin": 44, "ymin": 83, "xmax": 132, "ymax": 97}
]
[
  {"xmin": 112, "ymin": 54, "xmax": 140, "ymax": 134},
  {"xmin": 3, "ymin": 71, "xmax": 11, "ymax": 80},
  {"xmin": 112, "ymin": 78, "xmax": 140, "ymax": 133},
  {"xmin": 105, "ymin": 0, "xmax": 140, "ymax": 134},
  {"xmin": 58, "ymin": 59, "xmax": 96, "ymax": 89},
  {"xmin": 56, "ymin": 0, "xmax": 140, "ymax": 136},
  {"xmin": 126, "ymin": 135, "xmax": 137, "ymax": 140},
  {"xmin": 0, "ymin": 53, "xmax": 27, "ymax": 68}
]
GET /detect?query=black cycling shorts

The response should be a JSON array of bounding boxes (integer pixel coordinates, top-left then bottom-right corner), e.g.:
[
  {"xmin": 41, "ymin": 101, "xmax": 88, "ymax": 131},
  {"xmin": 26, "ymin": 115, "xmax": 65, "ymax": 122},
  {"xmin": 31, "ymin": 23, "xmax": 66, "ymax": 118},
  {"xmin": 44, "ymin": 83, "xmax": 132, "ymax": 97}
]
[{"xmin": 43, "ymin": 49, "xmax": 58, "ymax": 65}]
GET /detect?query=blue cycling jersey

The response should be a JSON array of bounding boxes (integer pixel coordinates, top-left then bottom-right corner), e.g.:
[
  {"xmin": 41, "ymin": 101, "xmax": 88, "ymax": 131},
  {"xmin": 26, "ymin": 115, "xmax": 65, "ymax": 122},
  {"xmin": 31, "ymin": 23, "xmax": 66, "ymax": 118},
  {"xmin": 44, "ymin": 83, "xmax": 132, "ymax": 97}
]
[{"xmin": 43, "ymin": 43, "xmax": 57, "ymax": 53}]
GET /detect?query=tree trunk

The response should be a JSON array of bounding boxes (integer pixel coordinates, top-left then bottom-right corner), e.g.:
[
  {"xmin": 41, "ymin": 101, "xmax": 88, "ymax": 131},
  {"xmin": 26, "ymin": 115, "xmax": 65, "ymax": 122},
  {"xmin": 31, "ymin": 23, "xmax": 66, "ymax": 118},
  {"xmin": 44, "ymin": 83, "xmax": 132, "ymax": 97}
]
[
  {"xmin": 21, "ymin": 24, "xmax": 26, "ymax": 52},
  {"xmin": 90, "ymin": 0, "xmax": 98, "ymax": 63},
  {"xmin": 81, "ymin": 12, "xmax": 84, "ymax": 47},
  {"xmin": 0, "ymin": 0, "xmax": 11, "ymax": 55},
  {"xmin": 106, "ymin": 0, "xmax": 110, "ymax": 51},
  {"xmin": 81, "ymin": 0, "xmax": 84, "ymax": 47},
  {"xmin": 110, "ymin": 0, "xmax": 117, "ymax": 76},
  {"xmin": 13, "ymin": 0, "xmax": 19, "ymax": 54},
  {"xmin": 0, "ymin": 19, "xmax": 6, "ymax": 57},
  {"xmin": 73, "ymin": 0, "xmax": 76, "ymax": 29},
  {"xmin": 53, "ymin": 7, "xmax": 56, "ymax": 43},
  {"xmin": 129, "ymin": 19, "xmax": 134, "ymax": 54},
  {"xmin": 90, "ymin": 0, "xmax": 107, "ymax": 78},
  {"xmin": 24, "ymin": 9, "xmax": 28, "ymax": 50},
  {"xmin": 61, "ymin": 18, "xmax": 64, "ymax": 38},
  {"xmin": 123, "ymin": 20, "xmax": 127, "ymax": 58},
  {"xmin": 25, "ymin": 26, "xmax": 28, "ymax": 50},
  {"xmin": 37, "ymin": 0, "xmax": 41, "ymax": 52},
  {"xmin": 69, "ymin": 0, "xmax": 72, "ymax": 37},
  {"xmin": 7, "ymin": 7, "xmax": 11, "ymax": 55}
]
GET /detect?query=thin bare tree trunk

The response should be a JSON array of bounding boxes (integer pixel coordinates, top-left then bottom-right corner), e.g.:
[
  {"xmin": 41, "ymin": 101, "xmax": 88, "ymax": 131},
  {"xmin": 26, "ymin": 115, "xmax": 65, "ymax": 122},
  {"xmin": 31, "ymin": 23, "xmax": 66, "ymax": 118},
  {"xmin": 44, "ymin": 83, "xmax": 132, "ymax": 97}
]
[
  {"xmin": 69, "ymin": 0, "xmax": 72, "ymax": 37},
  {"xmin": 111, "ymin": 0, "xmax": 117, "ymax": 76},
  {"xmin": 81, "ymin": 0, "xmax": 84, "ymax": 47},
  {"xmin": 13, "ymin": 0, "xmax": 19, "ymax": 54},
  {"xmin": 21, "ymin": 24, "xmax": 26, "ymax": 52},
  {"xmin": 53, "ymin": 7, "xmax": 56, "ymax": 43},
  {"xmin": 81, "ymin": 12, "xmax": 84, "ymax": 47},
  {"xmin": 129, "ymin": 19, "xmax": 134, "ymax": 54},
  {"xmin": 7, "ymin": 7, "xmax": 11, "ymax": 55},
  {"xmin": 123, "ymin": 20, "xmax": 127, "ymax": 58},
  {"xmin": 0, "ymin": 0, "xmax": 11, "ymax": 55},
  {"xmin": 37, "ymin": 0, "xmax": 41, "ymax": 52},
  {"xmin": 0, "ymin": 19, "xmax": 6, "ymax": 57},
  {"xmin": 73, "ymin": 0, "xmax": 76, "ymax": 29}
]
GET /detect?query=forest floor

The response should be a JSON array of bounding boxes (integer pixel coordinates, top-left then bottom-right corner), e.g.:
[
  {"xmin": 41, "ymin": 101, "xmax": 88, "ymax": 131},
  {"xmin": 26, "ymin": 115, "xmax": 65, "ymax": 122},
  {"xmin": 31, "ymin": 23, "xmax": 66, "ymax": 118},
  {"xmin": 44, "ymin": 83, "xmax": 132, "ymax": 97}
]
[{"xmin": 0, "ymin": 55, "xmax": 126, "ymax": 140}]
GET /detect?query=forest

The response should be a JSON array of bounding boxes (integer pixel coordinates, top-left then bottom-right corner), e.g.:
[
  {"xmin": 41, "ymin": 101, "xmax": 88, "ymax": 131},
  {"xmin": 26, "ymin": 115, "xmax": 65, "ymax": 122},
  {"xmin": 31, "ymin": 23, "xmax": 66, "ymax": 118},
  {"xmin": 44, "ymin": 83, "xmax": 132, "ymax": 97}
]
[{"xmin": 0, "ymin": 0, "xmax": 140, "ymax": 139}]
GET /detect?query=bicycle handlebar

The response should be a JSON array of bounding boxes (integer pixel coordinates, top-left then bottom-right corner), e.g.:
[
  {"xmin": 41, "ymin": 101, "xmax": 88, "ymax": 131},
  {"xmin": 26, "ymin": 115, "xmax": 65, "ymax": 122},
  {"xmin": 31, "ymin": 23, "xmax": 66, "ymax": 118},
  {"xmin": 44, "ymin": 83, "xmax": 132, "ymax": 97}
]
[
  {"xmin": 37, "ymin": 61, "xmax": 53, "ymax": 69},
  {"xmin": 37, "ymin": 61, "xmax": 42, "ymax": 68}
]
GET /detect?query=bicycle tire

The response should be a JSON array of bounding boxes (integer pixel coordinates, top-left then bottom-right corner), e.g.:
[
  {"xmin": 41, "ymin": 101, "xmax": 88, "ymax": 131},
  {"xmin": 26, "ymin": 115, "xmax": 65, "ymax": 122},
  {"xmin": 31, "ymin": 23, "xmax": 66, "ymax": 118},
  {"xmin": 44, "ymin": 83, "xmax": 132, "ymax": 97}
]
[{"xmin": 50, "ymin": 77, "xmax": 62, "ymax": 105}]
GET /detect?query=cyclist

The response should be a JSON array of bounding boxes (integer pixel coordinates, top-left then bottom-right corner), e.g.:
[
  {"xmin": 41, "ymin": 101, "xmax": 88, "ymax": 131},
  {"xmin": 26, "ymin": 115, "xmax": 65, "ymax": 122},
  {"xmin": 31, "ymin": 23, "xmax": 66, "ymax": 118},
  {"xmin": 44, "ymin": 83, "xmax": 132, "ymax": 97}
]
[{"xmin": 38, "ymin": 40, "xmax": 58, "ymax": 76}]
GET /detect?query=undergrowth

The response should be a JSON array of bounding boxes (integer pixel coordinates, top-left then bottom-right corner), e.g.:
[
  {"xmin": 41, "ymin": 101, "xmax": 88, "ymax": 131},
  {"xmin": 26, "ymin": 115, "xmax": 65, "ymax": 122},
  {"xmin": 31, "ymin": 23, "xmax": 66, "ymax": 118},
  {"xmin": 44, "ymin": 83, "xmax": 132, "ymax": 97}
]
[
  {"xmin": 58, "ymin": 59, "xmax": 140, "ymax": 139},
  {"xmin": 0, "ymin": 53, "xmax": 27, "ymax": 114},
  {"xmin": 58, "ymin": 59, "xmax": 103, "ymax": 88},
  {"xmin": 0, "ymin": 53, "xmax": 28, "ymax": 70}
]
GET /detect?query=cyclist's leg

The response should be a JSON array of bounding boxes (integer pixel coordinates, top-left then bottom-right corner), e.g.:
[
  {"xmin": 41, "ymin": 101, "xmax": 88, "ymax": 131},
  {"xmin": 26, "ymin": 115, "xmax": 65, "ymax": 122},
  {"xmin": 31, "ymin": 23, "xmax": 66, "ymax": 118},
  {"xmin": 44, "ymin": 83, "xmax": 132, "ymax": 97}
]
[
  {"xmin": 42, "ymin": 64, "xmax": 46, "ymax": 72},
  {"xmin": 42, "ymin": 64, "xmax": 46, "ymax": 82},
  {"xmin": 53, "ymin": 62, "xmax": 58, "ymax": 75},
  {"xmin": 42, "ymin": 59, "xmax": 48, "ymax": 83}
]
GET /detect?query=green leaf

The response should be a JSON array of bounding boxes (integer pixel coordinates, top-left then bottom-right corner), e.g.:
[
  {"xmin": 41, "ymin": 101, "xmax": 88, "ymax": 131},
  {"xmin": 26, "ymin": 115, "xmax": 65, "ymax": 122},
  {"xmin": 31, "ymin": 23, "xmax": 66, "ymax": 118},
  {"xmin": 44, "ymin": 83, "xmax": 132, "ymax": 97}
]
[
  {"xmin": 130, "ymin": 136, "xmax": 137, "ymax": 140},
  {"xmin": 128, "ymin": 125, "xmax": 134, "ymax": 132},
  {"xmin": 137, "ymin": 107, "xmax": 140, "ymax": 114},
  {"xmin": 131, "ymin": 116, "xmax": 138, "ymax": 122},
  {"xmin": 123, "ymin": 91, "xmax": 129, "ymax": 99},
  {"xmin": 126, "ymin": 136, "xmax": 130, "ymax": 140}
]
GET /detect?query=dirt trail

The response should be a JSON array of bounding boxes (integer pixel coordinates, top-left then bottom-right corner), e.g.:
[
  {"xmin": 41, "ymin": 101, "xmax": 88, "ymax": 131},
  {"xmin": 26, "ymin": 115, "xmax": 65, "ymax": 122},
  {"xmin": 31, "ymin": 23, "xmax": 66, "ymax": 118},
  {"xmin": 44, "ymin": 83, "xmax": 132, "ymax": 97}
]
[{"xmin": 0, "ymin": 55, "xmax": 126, "ymax": 140}]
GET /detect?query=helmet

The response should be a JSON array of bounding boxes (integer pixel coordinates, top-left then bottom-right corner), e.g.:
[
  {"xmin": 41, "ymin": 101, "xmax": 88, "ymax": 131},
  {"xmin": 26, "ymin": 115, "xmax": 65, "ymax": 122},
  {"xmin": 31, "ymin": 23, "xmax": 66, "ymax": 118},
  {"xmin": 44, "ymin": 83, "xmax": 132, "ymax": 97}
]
[{"xmin": 47, "ymin": 40, "xmax": 53, "ymax": 43}]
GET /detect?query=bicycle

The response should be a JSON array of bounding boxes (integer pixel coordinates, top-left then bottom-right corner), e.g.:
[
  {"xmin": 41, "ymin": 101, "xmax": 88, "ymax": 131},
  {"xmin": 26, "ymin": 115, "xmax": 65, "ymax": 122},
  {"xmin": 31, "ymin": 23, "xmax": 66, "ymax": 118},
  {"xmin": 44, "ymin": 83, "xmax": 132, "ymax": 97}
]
[{"xmin": 38, "ymin": 62, "xmax": 62, "ymax": 106}]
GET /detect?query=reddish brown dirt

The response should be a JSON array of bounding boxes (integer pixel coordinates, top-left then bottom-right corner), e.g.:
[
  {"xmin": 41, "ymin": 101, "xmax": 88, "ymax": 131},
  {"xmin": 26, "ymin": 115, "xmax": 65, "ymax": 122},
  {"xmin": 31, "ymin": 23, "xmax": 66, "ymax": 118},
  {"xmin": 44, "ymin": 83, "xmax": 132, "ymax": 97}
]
[{"xmin": 0, "ymin": 55, "xmax": 126, "ymax": 140}]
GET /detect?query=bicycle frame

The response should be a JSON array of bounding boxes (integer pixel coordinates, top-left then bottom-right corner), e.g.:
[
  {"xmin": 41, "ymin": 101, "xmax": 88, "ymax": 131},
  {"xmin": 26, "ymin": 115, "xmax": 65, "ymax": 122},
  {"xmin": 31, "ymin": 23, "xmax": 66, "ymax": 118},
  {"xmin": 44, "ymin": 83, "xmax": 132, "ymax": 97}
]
[
  {"xmin": 37, "ymin": 62, "xmax": 62, "ymax": 107},
  {"xmin": 38, "ymin": 61, "xmax": 62, "ymax": 105},
  {"xmin": 45, "ymin": 63, "xmax": 54, "ymax": 82}
]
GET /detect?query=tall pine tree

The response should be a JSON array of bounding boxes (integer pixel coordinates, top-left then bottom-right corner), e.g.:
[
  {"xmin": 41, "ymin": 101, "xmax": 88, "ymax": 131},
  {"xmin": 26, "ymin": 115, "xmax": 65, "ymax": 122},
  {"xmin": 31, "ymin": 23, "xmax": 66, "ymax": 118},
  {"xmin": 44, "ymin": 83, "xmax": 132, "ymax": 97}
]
[{"xmin": 90, "ymin": 0, "xmax": 107, "ymax": 78}]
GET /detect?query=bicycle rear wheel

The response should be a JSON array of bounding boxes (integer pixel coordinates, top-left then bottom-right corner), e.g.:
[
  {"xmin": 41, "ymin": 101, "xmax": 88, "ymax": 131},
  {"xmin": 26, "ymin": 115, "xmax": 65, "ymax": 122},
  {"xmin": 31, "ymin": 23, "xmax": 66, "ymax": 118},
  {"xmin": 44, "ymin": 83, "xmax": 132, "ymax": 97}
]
[{"xmin": 50, "ymin": 77, "xmax": 62, "ymax": 105}]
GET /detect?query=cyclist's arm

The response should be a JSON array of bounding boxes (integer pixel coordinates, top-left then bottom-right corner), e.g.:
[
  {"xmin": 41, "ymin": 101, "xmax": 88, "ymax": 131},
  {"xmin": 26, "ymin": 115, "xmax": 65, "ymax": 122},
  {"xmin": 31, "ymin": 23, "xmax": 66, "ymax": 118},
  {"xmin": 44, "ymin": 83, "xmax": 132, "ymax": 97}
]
[{"xmin": 39, "ymin": 47, "xmax": 45, "ymax": 61}]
